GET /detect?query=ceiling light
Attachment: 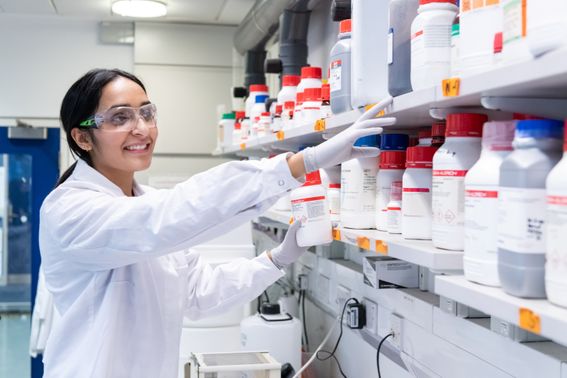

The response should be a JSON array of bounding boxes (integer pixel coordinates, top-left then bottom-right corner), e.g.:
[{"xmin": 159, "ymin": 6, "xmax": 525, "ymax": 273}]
[{"xmin": 112, "ymin": 0, "xmax": 167, "ymax": 18}]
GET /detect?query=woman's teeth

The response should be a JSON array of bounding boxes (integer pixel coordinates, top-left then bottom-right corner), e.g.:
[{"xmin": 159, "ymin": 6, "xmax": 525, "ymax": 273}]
[{"xmin": 125, "ymin": 144, "xmax": 147, "ymax": 151}]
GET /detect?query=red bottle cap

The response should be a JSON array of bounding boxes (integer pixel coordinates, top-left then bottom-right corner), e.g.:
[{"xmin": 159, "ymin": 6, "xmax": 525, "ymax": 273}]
[
  {"xmin": 284, "ymin": 101, "xmax": 295, "ymax": 110},
  {"xmin": 418, "ymin": 129, "xmax": 432, "ymax": 139},
  {"xmin": 282, "ymin": 75, "xmax": 301, "ymax": 87},
  {"xmin": 304, "ymin": 170, "xmax": 322, "ymax": 186},
  {"xmin": 303, "ymin": 87, "xmax": 322, "ymax": 102},
  {"xmin": 432, "ymin": 122, "xmax": 446, "ymax": 137},
  {"xmin": 249, "ymin": 84, "xmax": 268, "ymax": 93},
  {"xmin": 406, "ymin": 146, "xmax": 438, "ymax": 169},
  {"xmin": 321, "ymin": 83, "xmax": 330, "ymax": 101},
  {"xmin": 261, "ymin": 112, "xmax": 270, "ymax": 117},
  {"xmin": 445, "ymin": 113, "xmax": 487, "ymax": 137},
  {"xmin": 275, "ymin": 105, "xmax": 283, "ymax": 115},
  {"xmin": 513, "ymin": 113, "xmax": 543, "ymax": 120},
  {"xmin": 339, "ymin": 19, "xmax": 352, "ymax": 34},
  {"xmin": 494, "ymin": 32, "xmax": 503, "ymax": 54},
  {"xmin": 420, "ymin": 0, "xmax": 457, "ymax": 5},
  {"xmin": 379, "ymin": 150, "xmax": 407, "ymax": 169},
  {"xmin": 301, "ymin": 66, "xmax": 322, "ymax": 79},
  {"xmin": 235, "ymin": 111, "xmax": 245, "ymax": 120}
]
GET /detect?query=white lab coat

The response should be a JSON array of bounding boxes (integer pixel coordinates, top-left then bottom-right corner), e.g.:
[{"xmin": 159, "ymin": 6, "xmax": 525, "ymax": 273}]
[{"xmin": 39, "ymin": 154, "xmax": 301, "ymax": 378}]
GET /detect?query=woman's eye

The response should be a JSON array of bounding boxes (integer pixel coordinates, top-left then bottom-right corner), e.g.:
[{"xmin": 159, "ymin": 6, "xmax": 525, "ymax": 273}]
[{"xmin": 110, "ymin": 113, "xmax": 131, "ymax": 125}]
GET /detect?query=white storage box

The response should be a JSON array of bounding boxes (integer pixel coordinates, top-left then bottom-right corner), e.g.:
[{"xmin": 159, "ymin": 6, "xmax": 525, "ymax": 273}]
[{"xmin": 363, "ymin": 256, "xmax": 419, "ymax": 289}]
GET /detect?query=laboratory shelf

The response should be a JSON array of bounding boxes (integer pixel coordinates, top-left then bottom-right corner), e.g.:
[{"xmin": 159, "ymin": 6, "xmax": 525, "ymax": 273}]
[
  {"xmin": 435, "ymin": 275, "xmax": 567, "ymax": 348},
  {"xmin": 260, "ymin": 208, "xmax": 463, "ymax": 272}
]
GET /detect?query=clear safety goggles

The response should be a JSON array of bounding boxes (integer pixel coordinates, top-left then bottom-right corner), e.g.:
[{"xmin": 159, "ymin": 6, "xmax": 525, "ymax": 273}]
[{"xmin": 79, "ymin": 103, "xmax": 157, "ymax": 132}]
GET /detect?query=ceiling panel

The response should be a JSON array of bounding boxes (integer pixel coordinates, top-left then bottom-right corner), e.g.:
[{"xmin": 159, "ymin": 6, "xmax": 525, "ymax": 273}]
[
  {"xmin": 0, "ymin": 0, "xmax": 55, "ymax": 14},
  {"xmin": 217, "ymin": 0, "xmax": 255, "ymax": 24}
]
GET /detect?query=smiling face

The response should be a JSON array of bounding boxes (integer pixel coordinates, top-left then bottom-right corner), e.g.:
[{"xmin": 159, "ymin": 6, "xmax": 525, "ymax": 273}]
[{"xmin": 71, "ymin": 76, "xmax": 158, "ymax": 190}]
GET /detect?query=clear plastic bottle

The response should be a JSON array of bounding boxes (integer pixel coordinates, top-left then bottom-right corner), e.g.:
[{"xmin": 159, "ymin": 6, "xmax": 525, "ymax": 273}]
[
  {"xmin": 291, "ymin": 170, "xmax": 333, "ymax": 247},
  {"xmin": 432, "ymin": 113, "xmax": 486, "ymax": 251},
  {"xmin": 329, "ymin": 19, "xmax": 353, "ymax": 114},
  {"xmin": 388, "ymin": 0, "xmax": 420, "ymax": 96},
  {"xmin": 387, "ymin": 181, "xmax": 403, "ymax": 234},
  {"xmin": 464, "ymin": 120, "xmax": 515, "ymax": 287},
  {"xmin": 376, "ymin": 150, "xmax": 406, "ymax": 231},
  {"xmin": 546, "ymin": 120, "xmax": 567, "ymax": 307},
  {"xmin": 498, "ymin": 119, "xmax": 564, "ymax": 298}
]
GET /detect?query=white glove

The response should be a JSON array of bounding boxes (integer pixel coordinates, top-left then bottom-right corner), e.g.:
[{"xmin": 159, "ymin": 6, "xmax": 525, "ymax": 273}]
[
  {"xmin": 270, "ymin": 221, "xmax": 308, "ymax": 269},
  {"xmin": 303, "ymin": 96, "xmax": 396, "ymax": 172}
]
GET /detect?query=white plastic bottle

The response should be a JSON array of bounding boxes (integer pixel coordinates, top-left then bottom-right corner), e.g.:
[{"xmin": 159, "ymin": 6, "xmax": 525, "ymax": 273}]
[
  {"xmin": 546, "ymin": 121, "xmax": 567, "ymax": 307},
  {"xmin": 294, "ymin": 67, "xmax": 322, "ymax": 127},
  {"xmin": 271, "ymin": 105, "xmax": 283, "ymax": 133},
  {"xmin": 290, "ymin": 170, "xmax": 333, "ymax": 247},
  {"xmin": 402, "ymin": 146, "xmax": 438, "ymax": 240},
  {"xmin": 459, "ymin": 0, "xmax": 502, "ymax": 76},
  {"xmin": 258, "ymin": 112, "xmax": 272, "ymax": 137},
  {"xmin": 329, "ymin": 19, "xmax": 353, "ymax": 114},
  {"xmin": 376, "ymin": 150, "xmax": 406, "ymax": 231},
  {"xmin": 301, "ymin": 87, "xmax": 322, "ymax": 126},
  {"xmin": 351, "ymin": 0, "xmax": 389, "ymax": 108},
  {"xmin": 232, "ymin": 111, "xmax": 244, "ymax": 145},
  {"xmin": 387, "ymin": 181, "xmax": 403, "ymax": 234},
  {"xmin": 432, "ymin": 113, "xmax": 487, "ymax": 251},
  {"xmin": 250, "ymin": 94, "xmax": 269, "ymax": 139},
  {"xmin": 282, "ymin": 101, "xmax": 295, "ymax": 130},
  {"xmin": 217, "ymin": 112, "xmax": 235, "ymax": 149},
  {"xmin": 464, "ymin": 121, "xmax": 515, "ymax": 287},
  {"xmin": 501, "ymin": 0, "xmax": 532, "ymax": 66},
  {"xmin": 320, "ymin": 83, "xmax": 332, "ymax": 119},
  {"xmin": 277, "ymin": 75, "xmax": 300, "ymax": 108},
  {"xmin": 527, "ymin": 0, "xmax": 567, "ymax": 57},
  {"xmin": 450, "ymin": 19, "xmax": 461, "ymax": 77},
  {"xmin": 410, "ymin": 0, "xmax": 458, "ymax": 90},
  {"xmin": 341, "ymin": 135, "xmax": 380, "ymax": 229},
  {"xmin": 245, "ymin": 84, "xmax": 269, "ymax": 118}
]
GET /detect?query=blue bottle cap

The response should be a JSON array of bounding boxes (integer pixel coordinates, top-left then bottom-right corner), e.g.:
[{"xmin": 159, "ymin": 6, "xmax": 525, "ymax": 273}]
[
  {"xmin": 255, "ymin": 94, "xmax": 269, "ymax": 103},
  {"xmin": 380, "ymin": 134, "xmax": 409, "ymax": 150},
  {"xmin": 354, "ymin": 134, "xmax": 380, "ymax": 147},
  {"xmin": 515, "ymin": 119, "xmax": 564, "ymax": 140}
]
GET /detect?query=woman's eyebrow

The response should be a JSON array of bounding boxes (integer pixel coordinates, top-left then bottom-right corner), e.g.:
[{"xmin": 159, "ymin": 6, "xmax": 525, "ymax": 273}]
[{"xmin": 108, "ymin": 101, "xmax": 152, "ymax": 109}]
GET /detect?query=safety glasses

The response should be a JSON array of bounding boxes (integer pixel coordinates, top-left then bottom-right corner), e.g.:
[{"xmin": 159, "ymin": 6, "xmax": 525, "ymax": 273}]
[{"xmin": 79, "ymin": 103, "xmax": 158, "ymax": 133}]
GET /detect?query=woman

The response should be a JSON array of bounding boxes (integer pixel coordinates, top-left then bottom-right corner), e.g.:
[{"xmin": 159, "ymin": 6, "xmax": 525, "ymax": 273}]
[{"xmin": 39, "ymin": 68, "xmax": 393, "ymax": 377}]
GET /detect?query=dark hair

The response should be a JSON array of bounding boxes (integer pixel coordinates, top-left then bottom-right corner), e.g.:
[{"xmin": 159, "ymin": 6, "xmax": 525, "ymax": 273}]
[{"xmin": 55, "ymin": 69, "xmax": 147, "ymax": 187}]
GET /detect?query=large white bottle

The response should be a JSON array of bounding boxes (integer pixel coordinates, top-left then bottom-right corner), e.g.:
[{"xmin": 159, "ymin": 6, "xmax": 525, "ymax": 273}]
[{"xmin": 351, "ymin": 0, "xmax": 389, "ymax": 109}]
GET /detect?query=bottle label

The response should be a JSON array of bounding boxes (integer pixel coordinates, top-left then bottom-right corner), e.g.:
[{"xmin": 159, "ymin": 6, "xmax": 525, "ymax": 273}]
[
  {"xmin": 547, "ymin": 193, "xmax": 567, "ymax": 276},
  {"xmin": 329, "ymin": 194, "xmax": 340, "ymax": 216},
  {"xmin": 503, "ymin": 0, "xmax": 527, "ymax": 44},
  {"xmin": 292, "ymin": 195, "xmax": 327, "ymax": 228},
  {"xmin": 432, "ymin": 170, "xmax": 467, "ymax": 245},
  {"xmin": 464, "ymin": 186, "xmax": 499, "ymax": 257},
  {"xmin": 402, "ymin": 187, "xmax": 432, "ymax": 221},
  {"xmin": 388, "ymin": 29, "xmax": 394, "ymax": 65},
  {"xmin": 341, "ymin": 167, "xmax": 377, "ymax": 214},
  {"xmin": 330, "ymin": 59, "xmax": 342, "ymax": 92},
  {"xmin": 411, "ymin": 24, "xmax": 452, "ymax": 67},
  {"xmin": 498, "ymin": 187, "xmax": 546, "ymax": 254},
  {"xmin": 387, "ymin": 208, "xmax": 402, "ymax": 233}
]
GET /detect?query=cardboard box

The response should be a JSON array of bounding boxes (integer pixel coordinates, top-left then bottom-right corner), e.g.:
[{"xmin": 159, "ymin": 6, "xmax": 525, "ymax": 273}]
[{"xmin": 363, "ymin": 256, "xmax": 419, "ymax": 289}]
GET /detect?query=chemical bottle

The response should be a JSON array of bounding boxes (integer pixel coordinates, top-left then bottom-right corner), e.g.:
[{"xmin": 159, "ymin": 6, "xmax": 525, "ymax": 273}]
[
  {"xmin": 217, "ymin": 112, "xmax": 235, "ymax": 149},
  {"xmin": 546, "ymin": 121, "xmax": 567, "ymax": 307},
  {"xmin": 271, "ymin": 105, "xmax": 283, "ymax": 133},
  {"xmin": 321, "ymin": 165, "xmax": 341, "ymax": 227},
  {"xmin": 351, "ymin": 0, "xmax": 389, "ymax": 108},
  {"xmin": 294, "ymin": 67, "xmax": 322, "ymax": 127},
  {"xmin": 527, "ymin": 0, "xmax": 567, "ymax": 57},
  {"xmin": 402, "ymin": 146, "xmax": 438, "ymax": 240},
  {"xmin": 232, "ymin": 111, "xmax": 245, "ymax": 145},
  {"xmin": 410, "ymin": 0, "xmax": 458, "ymax": 90},
  {"xmin": 388, "ymin": 0, "xmax": 420, "ymax": 97},
  {"xmin": 459, "ymin": 0, "xmax": 502, "ymax": 76},
  {"xmin": 431, "ymin": 121, "xmax": 446, "ymax": 147},
  {"xmin": 341, "ymin": 135, "xmax": 381, "ymax": 229},
  {"xmin": 501, "ymin": 0, "xmax": 532, "ymax": 66},
  {"xmin": 464, "ymin": 120, "xmax": 515, "ymax": 287},
  {"xmin": 258, "ymin": 112, "xmax": 272, "ymax": 137},
  {"xmin": 250, "ymin": 95, "xmax": 269, "ymax": 139},
  {"xmin": 283, "ymin": 101, "xmax": 295, "ymax": 129},
  {"xmin": 498, "ymin": 119, "xmax": 564, "ymax": 298},
  {"xmin": 291, "ymin": 170, "xmax": 333, "ymax": 247},
  {"xmin": 277, "ymin": 75, "xmax": 300, "ymax": 109},
  {"xmin": 432, "ymin": 113, "xmax": 486, "ymax": 251},
  {"xmin": 301, "ymin": 87, "xmax": 322, "ymax": 126},
  {"xmin": 380, "ymin": 134, "xmax": 410, "ymax": 151},
  {"xmin": 245, "ymin": 84, "xmax": 269, "ymax": 118},
  {"xmin": 376, "ymin": 150, "xmax": 406, "ymax": 231},
  {"xmin": 240, "ymin": 117, "xmax": 250, "ymax": 143},
  {"xmin": 330, "ymin": 19, "xmax": 353, "ymax": 114},
  {"xmin": 418, "ymin": 129, "xmax": 432, "ymax": 146},
  {"xmin": 387, "ymin": 181, "xmax": 403, "ymax": 234},
  {"xmin": 321, "ymin": 83, "xmax": 332, "ymax": 119}
]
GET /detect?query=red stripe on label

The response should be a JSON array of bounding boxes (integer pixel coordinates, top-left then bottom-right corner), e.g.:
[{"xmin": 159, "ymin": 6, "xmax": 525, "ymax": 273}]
[
  {"xmin": 387, "ymin": 207, "xmax": 401, "ymax": 211},
  {"xmin": 403, "ymin": 188, "xmax": 430, "ymax": 193},
  {"xmin": 291, "ymin": 196, "xmax": 325, "ymax": 204},
  {"xmin": 466, "ymin": 190, "xmax": 498, "ymax": 198},
  {"xmin": 433, "ymin": 170, "xmax": 468, "ymax": 177},
  {"xmin": 548, "ymin": 195, "xmax": 567, "ymax": 206},
  {"xmin": 411, "ymin": 30, "xmax": 423, "ymax": 40},
  {"xmin": 329, "ymin": 184, "xmax": 341, "ymax": 189}
]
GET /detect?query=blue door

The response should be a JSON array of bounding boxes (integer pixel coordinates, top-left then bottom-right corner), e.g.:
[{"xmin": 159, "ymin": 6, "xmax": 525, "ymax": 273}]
[{"xmin": 0, "ymin": 126, "xmax": 60, "ymax": 378}]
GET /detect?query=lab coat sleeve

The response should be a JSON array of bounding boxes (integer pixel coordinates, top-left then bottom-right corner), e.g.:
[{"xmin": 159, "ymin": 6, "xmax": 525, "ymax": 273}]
[
  {"xmin": 41, "ymin": 153, "xmax": 301, "ymax": 271},
  {"xmin": 181, "ymin": 251, "xmax": 284, "ymax": 320}
]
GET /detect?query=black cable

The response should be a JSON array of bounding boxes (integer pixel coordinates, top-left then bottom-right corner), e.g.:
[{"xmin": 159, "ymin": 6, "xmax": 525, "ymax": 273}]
[
  {"xmin": 301, "ymin": 289, "xmax": 309, "ymax": 350},
  {"xmin": 376, "ymin": 333, "xmax": 394, "ymax": 378},
  {"xmin": 263, "ymin": 290, "xmax": 270, "ymax": 303}
]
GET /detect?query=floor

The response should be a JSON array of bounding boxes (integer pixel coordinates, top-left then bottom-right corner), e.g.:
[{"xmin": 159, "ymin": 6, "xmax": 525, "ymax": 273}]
[{"xmin": 0, "ymin": 312, "xmax": 30, "ymax": 378}]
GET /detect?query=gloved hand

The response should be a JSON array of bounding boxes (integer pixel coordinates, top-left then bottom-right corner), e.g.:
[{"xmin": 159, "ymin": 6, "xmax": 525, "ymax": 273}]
[
  {"xmin": 269, "ymin": 221, "xmax": 308, "ymax": 269},
  {"xmin": 302, "ymin": 96, "xmax": 396, "ymax": 172}
]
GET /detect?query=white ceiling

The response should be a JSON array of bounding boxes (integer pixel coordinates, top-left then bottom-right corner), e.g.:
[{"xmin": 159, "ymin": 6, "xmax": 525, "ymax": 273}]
[{"xmin": 0, "ymin": 0, "xmax": 256, "ymax": 25}]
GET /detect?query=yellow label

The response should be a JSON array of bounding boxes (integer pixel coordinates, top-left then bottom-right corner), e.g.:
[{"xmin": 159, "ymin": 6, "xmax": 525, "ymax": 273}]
[
  {"xmin": 357, "ymin": 236, "xmax": 370, "ymax": 250},
  {"xmin": 519, "ymin": 308, "xmax": 541, "ymax": 334},
  {"xmin": 289, "ymin": 217, "xmax": 294, "ymax": 224},
  {"xmin": 442, "ymin": 78, "xmax": 461, "ymax": 97},
  {"xmin": 376, "ymin": 240, "xmax": 389, "ymax": 255},
  {"xmin": 364, "ymin": 104, "xmax": 386, "ymax": 117},
  {"xmin": 314, "ymin": 119, "xmax": 326, "ymax": 131},
  {"xmin": 276, "ymin": 131, "xmax": 285, "ymax": 141},
  {"xmin": 240, "ymin": 143, "xmax": 246, "ymax": 150},
  {"xmin": 486, "ymin": 0, "xmax": 500, "ymax": 4},
  {"xmin": 332, "ymin": 229, "xmax": 341, "ymax": 241},
  {"xmin": 473, "ymin": 0, "xmax": 483, "ymax": 9},
  {"xmin": 462, "ymin": 0, "xmax": 472, "ymax": 11}
]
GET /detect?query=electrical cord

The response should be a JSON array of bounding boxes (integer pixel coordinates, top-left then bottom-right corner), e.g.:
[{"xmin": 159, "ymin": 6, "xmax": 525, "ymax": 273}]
[
  {"xmin": 301, "ymin": 289, "xmax": 309, "ymax": 350},
  {"xmin": 376, "ymin": 333, "xmax": 394, "ymax": 378}
]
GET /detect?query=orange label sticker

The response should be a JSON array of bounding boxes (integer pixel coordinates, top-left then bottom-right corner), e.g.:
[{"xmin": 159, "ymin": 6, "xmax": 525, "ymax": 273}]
[
  {"xmin": 289, "ymin": 217, "xmax": 294, "ymax": 224},
  {"xmin": 519, "ymin": 308, "xmax": 541, "ymax": 334},
  {"xmin": 473, "ymin": 0, "xmax": 483, "ymax": 9},
  {"xmin": 332, "ymin": 228, "xmax": 341, "ymax": 241},
  {"xmin": 357, "ymin": 236, "xmax": 370, "ymax": 250},
  {"xmin": 375, "ymin": 240, "xmax": 389, "ymax": 255},
  {"xmin": 314, "ymin": 119, "xmax": 326, "ymax": 131},
  {"xmin": 240, "ymin": 143, "xmax": 246, "ymax": 150},
  {"xmin": 442, "ymin": 78, "xmax": 461, "ymax": 97},
  {"xmin": 276, "ymin": 131, "xmax": 285, "ymax": 141},
  {"xmin": 462, "ymin": 0, "xmax": 471, "ymax": 12},
  {"xmin": 486, "ymin": 0, "xmax": 499, "ymax": 5},
  {"xmin": 364, "ymin": 104, "xmax": 386, "ymax": 117}
]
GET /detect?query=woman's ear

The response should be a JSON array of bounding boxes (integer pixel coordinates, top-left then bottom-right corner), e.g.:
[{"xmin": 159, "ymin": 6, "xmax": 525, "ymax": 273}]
[{"xmin": 71, "ymin": 128, "xmax": 94, "ymax": 152}]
